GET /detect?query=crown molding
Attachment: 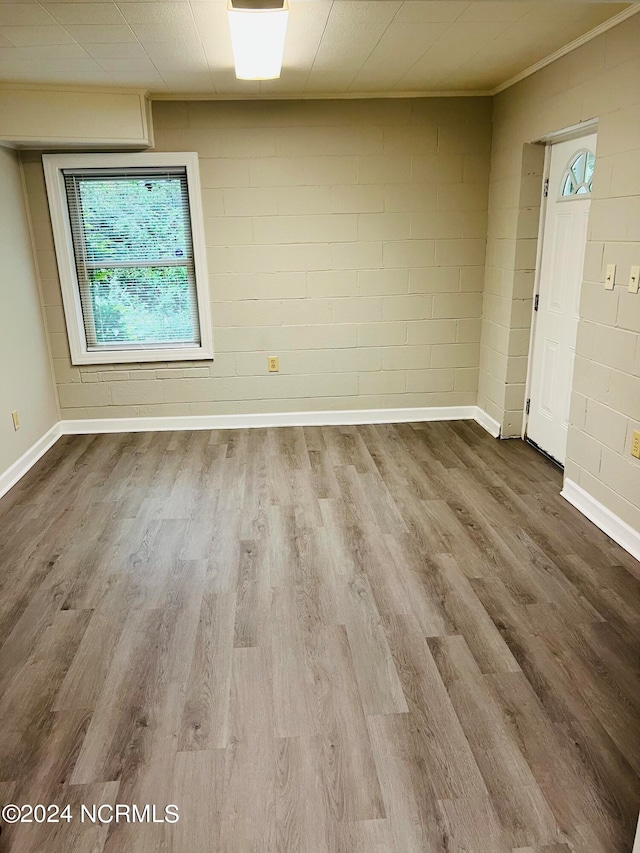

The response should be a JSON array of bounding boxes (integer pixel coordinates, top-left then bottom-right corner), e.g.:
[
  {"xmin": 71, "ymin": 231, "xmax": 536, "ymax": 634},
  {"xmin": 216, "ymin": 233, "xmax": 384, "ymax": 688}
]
[
  {"xmin": 0, "ymin": 82, "xmax": 148, "ymax": 97},
  {"xmin": 491, "ymin": 3, "xmax": 640, "ymax": 95},
  {"xmin": 151, "ymin": 89, "xmax": 491, "ymax": 100}
]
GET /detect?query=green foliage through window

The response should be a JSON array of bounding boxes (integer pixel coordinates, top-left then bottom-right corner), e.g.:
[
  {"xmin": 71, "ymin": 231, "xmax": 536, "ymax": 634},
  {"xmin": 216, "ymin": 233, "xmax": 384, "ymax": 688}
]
[
  {"xmin": 87, "ymin": 266, "xmax": 195, "ymax": 346},
  {"xmin": 64, "ymin": 169, "xmax": 200, "ymax": 350}
]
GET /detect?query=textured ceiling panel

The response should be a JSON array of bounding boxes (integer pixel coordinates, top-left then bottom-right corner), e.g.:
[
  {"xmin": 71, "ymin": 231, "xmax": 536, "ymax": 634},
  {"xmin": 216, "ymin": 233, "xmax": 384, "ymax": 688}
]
[{"xmin": 0, "ymin": 1, "xmax": 633, "ymax": 96}]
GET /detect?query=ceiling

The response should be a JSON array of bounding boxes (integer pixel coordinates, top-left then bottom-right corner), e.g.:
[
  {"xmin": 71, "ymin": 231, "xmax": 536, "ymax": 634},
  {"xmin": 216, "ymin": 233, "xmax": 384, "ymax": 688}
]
[{"xmin": 0, "ymin": 1, "xmax": 634, "ymax": 98}]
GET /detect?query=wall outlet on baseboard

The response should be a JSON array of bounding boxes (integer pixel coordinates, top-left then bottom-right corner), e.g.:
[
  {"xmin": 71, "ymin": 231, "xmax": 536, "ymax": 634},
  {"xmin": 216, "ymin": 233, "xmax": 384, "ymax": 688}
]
[
  {"xmin": 268, "ymin": 356, "xmax": 279, "ymax": 372},
  {"xmin": 632, "ymin": 431, "xmax": 640, "ymax": 460},
  {"xmin": 11, "ymin": 410, "xmax": 20, "ymax": 431}
]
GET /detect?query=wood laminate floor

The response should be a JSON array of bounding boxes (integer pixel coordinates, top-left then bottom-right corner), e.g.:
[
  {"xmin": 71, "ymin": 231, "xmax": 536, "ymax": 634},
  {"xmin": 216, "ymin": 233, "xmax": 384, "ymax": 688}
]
[{"xmin": 0, "ymin": 421, "xmax": 638, "ymax": 853}]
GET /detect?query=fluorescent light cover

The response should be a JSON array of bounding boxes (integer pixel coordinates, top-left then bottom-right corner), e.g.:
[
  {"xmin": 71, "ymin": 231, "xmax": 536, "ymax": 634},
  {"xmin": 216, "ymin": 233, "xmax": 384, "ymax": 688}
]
[{"xmin": 227, "ymin": 1, "xmax": 289, "ymax": 81}]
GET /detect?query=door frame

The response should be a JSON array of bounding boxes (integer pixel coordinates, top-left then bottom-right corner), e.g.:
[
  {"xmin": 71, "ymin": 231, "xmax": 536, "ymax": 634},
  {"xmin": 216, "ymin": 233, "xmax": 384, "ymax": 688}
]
[{"xmin": 521, "ymin": 117, "xmax": 599, "ymax": 443}]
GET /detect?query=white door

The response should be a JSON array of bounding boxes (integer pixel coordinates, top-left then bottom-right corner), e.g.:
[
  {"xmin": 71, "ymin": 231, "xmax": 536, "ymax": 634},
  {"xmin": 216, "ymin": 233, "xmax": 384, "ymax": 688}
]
[{"xmin": 527, "ymin": 132, "xmax": 597, "ymax": 465}]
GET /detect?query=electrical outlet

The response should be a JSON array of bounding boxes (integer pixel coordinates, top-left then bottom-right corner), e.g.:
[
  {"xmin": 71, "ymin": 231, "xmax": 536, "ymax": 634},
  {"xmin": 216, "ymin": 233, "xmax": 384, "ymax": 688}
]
[
  {"xmin": 605, "ymin": 264, "xmax": 616, "ymax": 290},
  {"xmin": 632, "ymin": 431, "xmax": 640, "ymax": 460},
  {"xmin": 11, "ymin": 410, "xmax": 20, "ymax": 431},
  {"xmin": 268, "ymin": 356, "xmax": 279, "ymax": 372},
  {"xmin": 629, "ymin": 265, "xmax": 640, "ymax": 294}
]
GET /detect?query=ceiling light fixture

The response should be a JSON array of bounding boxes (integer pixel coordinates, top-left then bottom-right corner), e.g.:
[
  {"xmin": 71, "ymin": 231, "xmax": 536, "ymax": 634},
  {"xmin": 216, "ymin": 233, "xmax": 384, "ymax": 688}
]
[{"xmin": 227, "ymin": 0, "xmax": 289, "ymax": 81}]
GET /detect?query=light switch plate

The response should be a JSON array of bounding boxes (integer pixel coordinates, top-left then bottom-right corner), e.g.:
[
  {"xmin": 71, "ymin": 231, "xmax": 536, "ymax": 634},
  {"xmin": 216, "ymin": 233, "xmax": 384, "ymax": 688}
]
[
  {"xmin": 605, "ymin": 264, "xmax": 616, "ymax": 290},
  {"xmin": 629, "ymin": 265, "xmax": 640, "ymax": 294}
]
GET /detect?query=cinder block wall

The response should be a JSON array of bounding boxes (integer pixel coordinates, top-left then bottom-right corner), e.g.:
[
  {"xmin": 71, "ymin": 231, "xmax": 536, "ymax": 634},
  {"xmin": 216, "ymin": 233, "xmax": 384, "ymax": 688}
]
[
  {"xmin": 23, "ymin": 96, "xmax": 491, "ymax": 420},
  {"xmin": 478, "ymin": 16, "xmax": 640, "ymax": 531}
]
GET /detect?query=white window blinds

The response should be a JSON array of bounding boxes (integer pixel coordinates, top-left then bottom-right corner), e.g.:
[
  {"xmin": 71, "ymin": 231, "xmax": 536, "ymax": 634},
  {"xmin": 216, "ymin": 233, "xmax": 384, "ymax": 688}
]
[{"xmin": 63, "ymin": 167, "xmax": 201, "ymax": 352}]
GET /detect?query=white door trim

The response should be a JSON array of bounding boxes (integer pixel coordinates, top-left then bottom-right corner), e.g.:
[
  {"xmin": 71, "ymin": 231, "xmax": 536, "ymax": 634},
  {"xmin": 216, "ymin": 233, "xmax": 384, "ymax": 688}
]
[
  {"xmin": 533, "ymin": 117, "xmax": 599, "ymax": 146},
  {"xmin": 522, "ymin": 142, "xmax": 552, "ymax": 439}
]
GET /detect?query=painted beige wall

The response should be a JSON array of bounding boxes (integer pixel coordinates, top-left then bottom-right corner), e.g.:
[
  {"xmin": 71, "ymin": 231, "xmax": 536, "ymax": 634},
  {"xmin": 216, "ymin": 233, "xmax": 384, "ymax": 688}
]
[
  {"xmin": 23, "ymin": 97, "xmax": 491, "ymax": 420},
  {"xmin": 0, "ymin": 146, "xmax": 58, "ymax": 476},
  {"xmin": 478, "ymin": 15, "xmax": 640, "ymax": 532}
]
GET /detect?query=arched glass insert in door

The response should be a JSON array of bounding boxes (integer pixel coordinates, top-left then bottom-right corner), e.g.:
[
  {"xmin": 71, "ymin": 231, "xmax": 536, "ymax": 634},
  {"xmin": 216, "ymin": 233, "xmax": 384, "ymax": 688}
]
[{"xmin": 560, "ymin": 149, "xmax": 595, "ymax": 197}]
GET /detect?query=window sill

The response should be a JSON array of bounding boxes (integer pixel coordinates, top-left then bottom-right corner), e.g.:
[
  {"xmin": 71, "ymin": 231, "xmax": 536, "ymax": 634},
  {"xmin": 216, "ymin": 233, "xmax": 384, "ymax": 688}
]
[{"xmin": 70, "ymin": 344, "xmax": 214, "ymax": 366}]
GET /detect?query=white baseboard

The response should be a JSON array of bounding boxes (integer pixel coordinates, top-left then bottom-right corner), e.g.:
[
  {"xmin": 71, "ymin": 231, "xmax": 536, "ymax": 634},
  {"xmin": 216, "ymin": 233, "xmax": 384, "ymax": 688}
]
[
  {"xmin": 0, "ymin": 422, "xmax": 62, "ymax": 501},
  {"xmin": 1, "ymin": 406, "xmax": 502, "ymax": 502},
  {"xmin": 561, "ymin": 478, "xmax": 640, "ymax": 563},
  {"xmin": 474, "ymin": 407, "xmax": 501, "ymax": 438},
  {"xmin": 60, "ymin": 405, "xmax": 479, "ymax": 434}
]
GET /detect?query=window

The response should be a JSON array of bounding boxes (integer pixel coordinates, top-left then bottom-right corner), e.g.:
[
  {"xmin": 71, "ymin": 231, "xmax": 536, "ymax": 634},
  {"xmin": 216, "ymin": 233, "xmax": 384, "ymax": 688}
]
[
  {"xmin": 43, "ymin": 153, "xmax": 213, "ymax": 365},
  {"xmin": 560, "ymin": 149, "xmax": 595, "ymax": 198}
]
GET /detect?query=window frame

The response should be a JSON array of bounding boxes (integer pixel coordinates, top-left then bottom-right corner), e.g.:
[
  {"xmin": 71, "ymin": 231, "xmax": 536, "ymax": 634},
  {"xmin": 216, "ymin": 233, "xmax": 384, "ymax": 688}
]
[
  {"xmin": 559, "ymin": 148, "xmax": 595, "ymax": 200},
  {"xmin": 43, "ymin": 151, "xmax": 214, "ymax": 365}
]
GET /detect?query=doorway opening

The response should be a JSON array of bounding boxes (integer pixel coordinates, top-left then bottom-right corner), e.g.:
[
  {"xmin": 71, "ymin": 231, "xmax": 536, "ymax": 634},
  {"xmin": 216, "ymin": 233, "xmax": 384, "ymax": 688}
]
[{"xmin": 523, "ymin": 126, "xmax": 598, "ymax": 467}]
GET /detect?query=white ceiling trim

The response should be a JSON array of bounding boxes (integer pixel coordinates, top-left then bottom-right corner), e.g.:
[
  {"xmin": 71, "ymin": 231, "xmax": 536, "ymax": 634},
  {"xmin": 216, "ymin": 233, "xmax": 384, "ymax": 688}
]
[
  {"xmin": 151, "ymin": 2, "xmax": 640, "ymax": 102},
  {"xmin": 491, "ymin": 3, "xmax": 640, "ymax": 95},
  {"xmin": 152, "ymin": 89, "xmax": 492, "ymax": 100}
]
